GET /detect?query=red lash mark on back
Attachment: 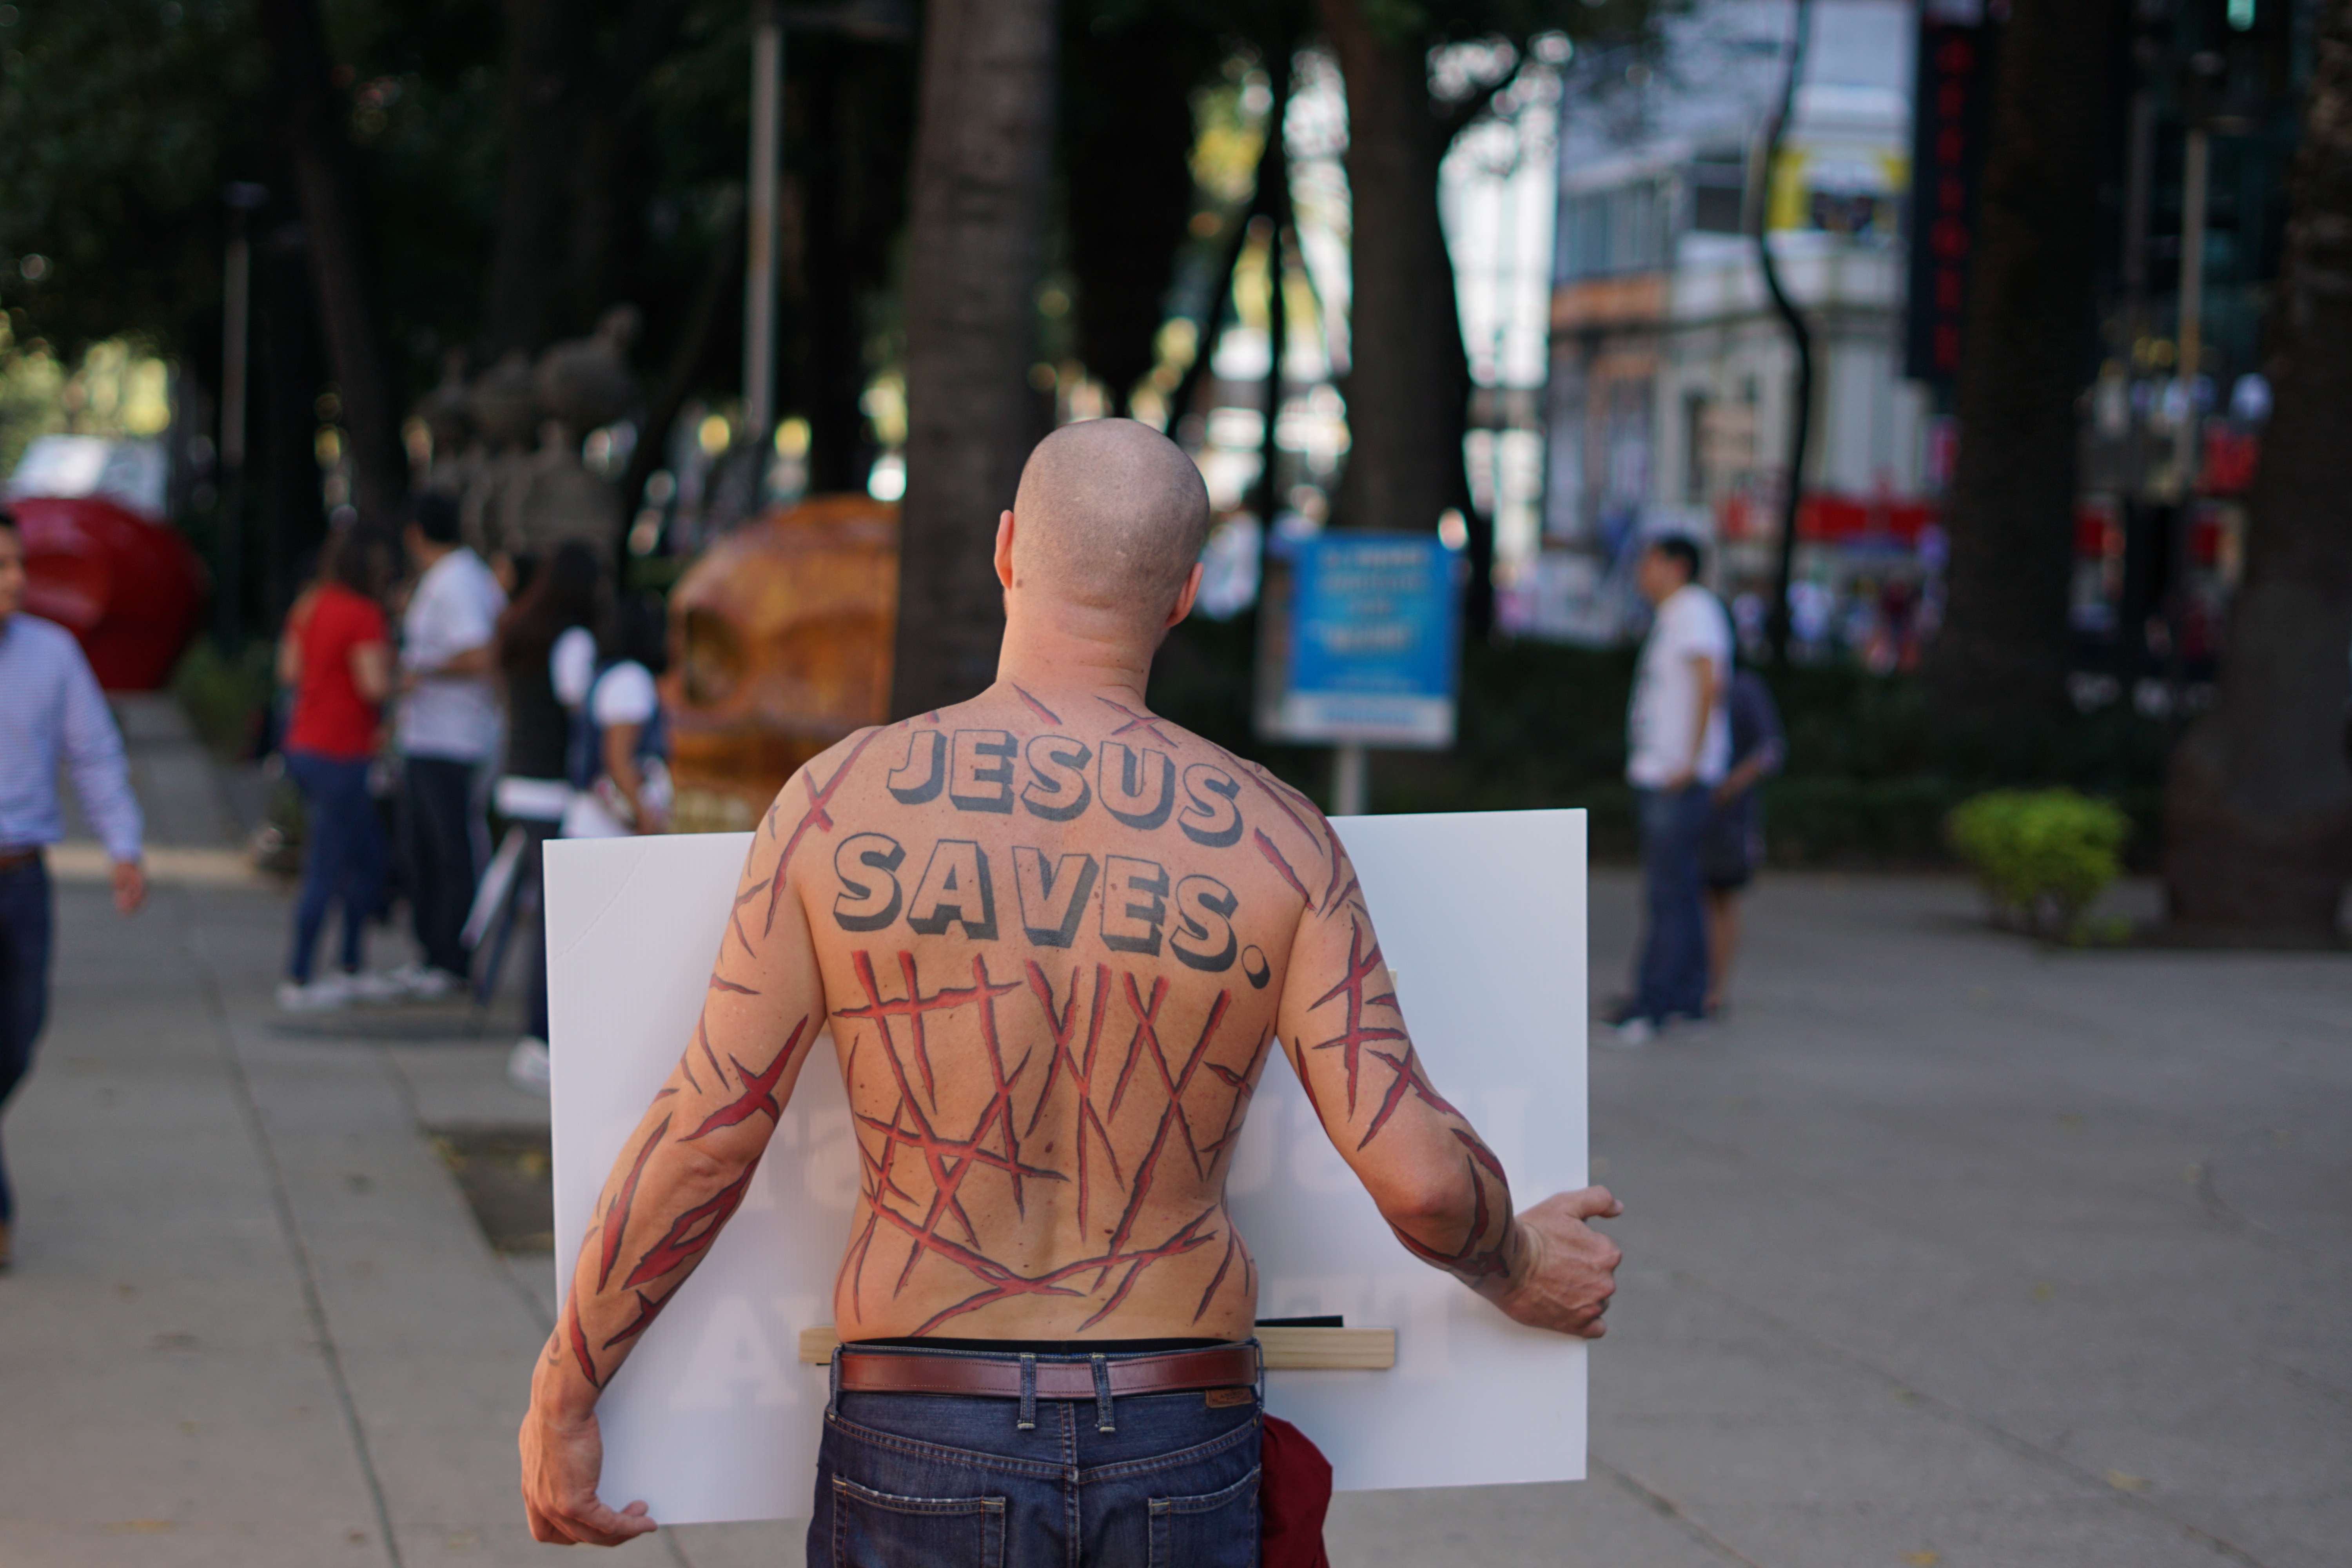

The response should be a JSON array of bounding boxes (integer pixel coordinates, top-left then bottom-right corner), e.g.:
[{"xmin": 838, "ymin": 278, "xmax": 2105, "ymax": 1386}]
[
  {"xmin": 1254, "ymin": 829, "xmax": 1316, "ymax": 909},
  {"xmin": 1024, "ymin": 962, "xmax": 1124, "ymax": 1233},
  {"xmin": 1011, "ymin": 684, "xmax": 1060, "ymax": 725},
  {"xmin": 1210, "ymin": 742, "xmax": 1320, "ymax": 844},
  {"xmin": 763, "ymin": 727, "xmax": 884, "ymax": 933},
  {"xmin": 837, "ymin": 951, "xmax": 980, "ymax": 1110},
  {"xmin": 1096, "ymin": 695, "xmax": 1176, "ymax": 745}
]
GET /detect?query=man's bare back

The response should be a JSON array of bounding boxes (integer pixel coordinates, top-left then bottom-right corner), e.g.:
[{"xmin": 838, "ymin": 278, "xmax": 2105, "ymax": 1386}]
[
  {"xmin": 782, "ymin": 681, "xmax": 1510, "ymax": 1341},
  {"xmin": 520, "ymin": 419, "xmax": 1621, "ymax": 1548}
]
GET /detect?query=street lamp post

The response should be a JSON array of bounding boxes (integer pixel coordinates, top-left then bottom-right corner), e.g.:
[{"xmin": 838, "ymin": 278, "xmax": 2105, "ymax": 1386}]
[
  {"xmin": 744, "ymin": 2, "xmax": 784, "ymax": 456},
  {"xmin": 218, "ymin": 182, "xmax": 269, "ymax": 647}
]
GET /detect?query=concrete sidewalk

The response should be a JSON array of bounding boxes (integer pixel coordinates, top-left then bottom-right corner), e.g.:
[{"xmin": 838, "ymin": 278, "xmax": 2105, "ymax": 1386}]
[{"xmin": 1, "ymin": 702, "xmax": 2346, "ymax": 1566}]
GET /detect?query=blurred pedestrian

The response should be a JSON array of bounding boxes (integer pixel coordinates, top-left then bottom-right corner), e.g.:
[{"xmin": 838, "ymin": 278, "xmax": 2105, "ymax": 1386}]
[
  {"xmin": 1608, "ymin": 534, "xmax": 1731, "ymax": 1049},
  {"xmin": 558, "ymin": 592, "xmax": 671, "ymax": 841},
  {"xmin": 506, "ymin": 593, "xmax": 671, "ymax": 1095},
  {"xmin": 491, "ymin": 541, "xmax": 598, "ymax": 1087},
  {"xmin": 1702, "ymin": 666, "xmax": 1785, "ymax": 1016},
  {"xmin": 0, "ymin": 506, "xmax": 145, "ymax": 1270},
  {"xmin": 275, "ymin": 524, "xmax": 403, "ymax": 1011},
  {"xmin": 392, "ymin": 494, "xmax": 506, "ymax": 997}
]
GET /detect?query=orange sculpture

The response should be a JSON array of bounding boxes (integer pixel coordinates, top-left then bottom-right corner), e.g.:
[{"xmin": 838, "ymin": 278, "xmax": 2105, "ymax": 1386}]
[{"xmin": 662, "ymin": 494, "xmax": 899, "ymax": 834}]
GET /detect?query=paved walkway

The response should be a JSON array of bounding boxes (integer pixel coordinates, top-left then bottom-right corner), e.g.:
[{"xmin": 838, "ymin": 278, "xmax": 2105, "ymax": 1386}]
[{"xmin": 1, "ymin": 701, "xmax": 2345, "ymax": 1566}]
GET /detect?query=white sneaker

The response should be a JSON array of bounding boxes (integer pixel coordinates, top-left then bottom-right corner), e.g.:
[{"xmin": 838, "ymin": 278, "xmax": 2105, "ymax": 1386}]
[
  {"xmin": 277, "ymin": 975, "xmax": 354, "ymax": 1012},
  {"xmin": 1599, "ymin": 1016, "xmax": 1655, "ymax": 1051},
  {"xmin": 342, "ymin": 969, "xmax": 409, "ymax": 1004},
  {"xmin": 507, "ymin": 1037, "xmax": 552, "ymax": 1096},
  {"xmin": 385, "ymin": 961, "xmax": 461, "ymax": 999}
]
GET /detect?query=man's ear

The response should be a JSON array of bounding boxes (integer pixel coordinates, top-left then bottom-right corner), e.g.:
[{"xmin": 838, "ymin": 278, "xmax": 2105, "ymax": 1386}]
[
  {"xmin": 994, "ymin": 511, "xmax": 1017, "ymax": 592},
  {"xmin": 1164, "ymin": 561, "xmax": 1205, "ymax": 628}
]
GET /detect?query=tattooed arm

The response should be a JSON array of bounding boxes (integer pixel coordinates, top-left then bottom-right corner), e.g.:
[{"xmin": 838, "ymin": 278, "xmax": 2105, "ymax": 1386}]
[
  {"xmin": 519, "ymin": 757, "xmax": 839, "ymax": 1546},
  {"xmin": 1273, "ymin": 829, "xmax": 1623, "ymax": 1339}
]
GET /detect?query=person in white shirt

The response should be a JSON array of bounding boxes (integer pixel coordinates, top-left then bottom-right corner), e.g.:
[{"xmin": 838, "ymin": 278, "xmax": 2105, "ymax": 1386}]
[
  {"xmin": 394, "ymin": 494, "xmax": 507, "ymax": 993},
  {"xmin": 1610, "ymin": 534, "xmax": 1733, "ymax": 1047}
]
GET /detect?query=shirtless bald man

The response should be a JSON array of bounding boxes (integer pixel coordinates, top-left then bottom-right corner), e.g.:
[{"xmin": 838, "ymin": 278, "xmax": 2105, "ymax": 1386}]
[{"xmin": 519, "ymin": 419, "xmax": 1624, "ymax": 1564}]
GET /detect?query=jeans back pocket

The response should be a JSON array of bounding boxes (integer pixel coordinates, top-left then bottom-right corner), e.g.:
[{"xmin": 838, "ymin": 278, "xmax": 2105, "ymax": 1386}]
[
  {"xmin": 831, "ymin": 1473, "xmax": 1006, "ymax": 1568},
  {"xmin": 1147, "ymin": 1464, "xmax": 1261, "ymax": 1568}
]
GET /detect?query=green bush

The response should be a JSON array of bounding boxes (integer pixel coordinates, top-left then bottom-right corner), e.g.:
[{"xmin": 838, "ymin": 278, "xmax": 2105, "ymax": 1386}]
[
  {"xmin": 1946, "ymin": 789, "xmax": 2132, "ymax": 941},
  {"xmin": 169, "ymin": 638, "xmax": 275, "ymax": 760}
]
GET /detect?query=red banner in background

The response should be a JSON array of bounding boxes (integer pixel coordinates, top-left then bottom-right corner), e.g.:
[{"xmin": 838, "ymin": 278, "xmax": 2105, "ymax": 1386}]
[{"xmin": 1718, "ymin": 491, "xmax": 1937, "ymax": 545}]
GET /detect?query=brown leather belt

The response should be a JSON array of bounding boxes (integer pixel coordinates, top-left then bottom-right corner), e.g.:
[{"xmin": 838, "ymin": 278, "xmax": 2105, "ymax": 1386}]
[
  {"xmin": 0, "ymin": 848, "xmax": 41, "ymax": 872},
  {"xmin": 836, "ymin": 1344, "xmax": 1258, "ymax": 1401}
]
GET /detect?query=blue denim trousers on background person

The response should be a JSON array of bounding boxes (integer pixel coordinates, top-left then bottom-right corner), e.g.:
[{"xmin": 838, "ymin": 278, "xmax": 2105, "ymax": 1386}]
[
  {"xmin": 285, "ymin": 750, "xmax": 385, "ymax": 985},
  {"xmin": 1633, "ymin": 783, "xmax": 1713, "ymax": 1023},
  {"xmin": 399, "ymin": 755, "xmax": 478, "ymax": 978},
  {"xmin": 0, "ymin": 857, "xmax": 54, "ymax": 1224},
  {"xmin": 810, "ymin": 1344, "xmax": 1262, "ymax": 1568}
]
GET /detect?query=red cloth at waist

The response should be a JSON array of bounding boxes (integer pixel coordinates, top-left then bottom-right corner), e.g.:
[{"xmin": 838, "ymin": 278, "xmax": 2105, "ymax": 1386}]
[{"xmin": 1260, "ymin": 1414, "xmax": 1333, "ymax": 1568}]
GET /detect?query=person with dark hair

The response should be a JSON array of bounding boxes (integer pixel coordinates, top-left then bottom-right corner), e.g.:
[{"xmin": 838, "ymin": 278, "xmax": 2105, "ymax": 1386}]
[
  {"xmin": 275, "ymin": 525, "xmax": 401, "ymax": 1009},
  {"xmin": 0, "ymin": 506, "xmax": 146, "ymax": 1270},
  {"xmin": 1608, "ymin": 533, "xmax": 1733, "ymax": 1048},
  {"xmin": 491, "ymin": 540, "xmax": 600, "ymax": 1082},
  {"xmin": 556, "ymin": 591, "xmax": 671, "ymax": 842},
  {"xmin": 392, "ymin": 492, "xmax": 506, "ymax": 996}
]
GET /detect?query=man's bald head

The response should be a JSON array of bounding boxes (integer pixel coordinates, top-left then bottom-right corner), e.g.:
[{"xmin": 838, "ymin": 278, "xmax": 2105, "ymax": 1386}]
[{"xmin": 1010, "ymin": 419, "xmax": 1210, "ymax": 616}]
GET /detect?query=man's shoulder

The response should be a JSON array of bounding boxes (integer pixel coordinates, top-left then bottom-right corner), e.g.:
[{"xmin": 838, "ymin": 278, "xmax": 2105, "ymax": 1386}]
[
  {"xmin": 1668, "ymin": 586, "xmax": 1733, "ymax": 647},
  {"xmin": 5, "ymin": 614, "xmax": 85, "ymax": 669}
]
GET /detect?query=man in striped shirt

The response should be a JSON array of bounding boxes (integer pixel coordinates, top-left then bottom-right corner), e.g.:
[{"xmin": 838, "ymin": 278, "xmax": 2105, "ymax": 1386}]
[{"xmin": 0, "ymin": 506, "xmax": 146, "ymax": 1271}]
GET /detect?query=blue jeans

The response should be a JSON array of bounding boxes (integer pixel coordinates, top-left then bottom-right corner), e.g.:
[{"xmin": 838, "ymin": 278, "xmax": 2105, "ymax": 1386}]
[
  {"xmin": 1633, "ymin": 784, "xmax": 1712, "ymax": 1023},
  {"xmin": 0, "ymin": 857, "xmax": 54, "ymax": 1223},
  {"xmin": 399, "ymin": 755, "xmax": 479, "ymax": 977},
  {"xmin": 285, "ymin": 751, "xmax": 385, "ymax": 984},
  {"xmin": 811, "ymin": 1345, "xmax": 1262, "ymax": 1568}
]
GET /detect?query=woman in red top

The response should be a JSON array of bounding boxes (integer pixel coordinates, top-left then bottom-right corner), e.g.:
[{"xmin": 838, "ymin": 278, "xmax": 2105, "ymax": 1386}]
[{"xmin": 275, "ymin": 526, "xmax": 399, "ymax": 1010}]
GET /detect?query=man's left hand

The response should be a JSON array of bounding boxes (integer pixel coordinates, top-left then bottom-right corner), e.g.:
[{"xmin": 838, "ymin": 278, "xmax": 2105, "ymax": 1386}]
[
  {"xmin": 112, "ymin": 860, "xmax": 145, "ymax": 915},
  {"xmin": 519, "ymin": 1399, "xmax": 657, "ymax": 1546}
]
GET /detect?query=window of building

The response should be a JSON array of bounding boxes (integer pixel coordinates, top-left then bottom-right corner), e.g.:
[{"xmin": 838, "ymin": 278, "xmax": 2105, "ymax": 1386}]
[
  {"xmin": 1683, "ymin": 391, "xmax": 1711, "ymax": 504},
  {"xmin": 1559, "ymin": 178, "xmax": 1670, "ymax": 279},
  {"xmin": 1688, "ymin": 149, "xmax": 1748, "ymax": 235}
]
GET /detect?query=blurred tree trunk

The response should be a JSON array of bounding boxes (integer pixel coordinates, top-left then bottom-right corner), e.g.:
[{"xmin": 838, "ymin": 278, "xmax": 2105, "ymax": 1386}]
[
  {"xmin": 483, "ymin": 0, "xmax": 684, "ymax": 357},
  {"xmin": 1065, "ymin": 11, "xmax": 1222, "ymax": 416},
  {"xmin": 1316, "ymin": 0, "xmax": 1489, "ymax": 633},
  {"xmin": 257, "ymin": 0, "xmax": 407, "ymax": 534},
  {"xmin": 1928, "ymin": 0, "xmax": 2119, "ymax": 720},
  {"xmin": 891, "ymin": 0, "xmax": 1058, "ymax": 717},
  {"xmin": 2164, "ymin": 0, "xmax": 2352, "ymax": 940},
  {"xmin": 795, "ymin": 36, "xmax": 917, "ymax": 495}
]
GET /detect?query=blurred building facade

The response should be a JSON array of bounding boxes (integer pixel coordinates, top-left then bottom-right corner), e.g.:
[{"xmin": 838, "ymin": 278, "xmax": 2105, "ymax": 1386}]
[{"xmin": 1515, "ymin": 0, "xmax": 1924, "ymax": 648}]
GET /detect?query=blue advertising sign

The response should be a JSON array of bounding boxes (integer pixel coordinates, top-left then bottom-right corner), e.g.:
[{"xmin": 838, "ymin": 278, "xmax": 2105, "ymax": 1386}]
[{"xmin": 1274, "ymin": 532, "xmax": 1459, "ymax": 748}]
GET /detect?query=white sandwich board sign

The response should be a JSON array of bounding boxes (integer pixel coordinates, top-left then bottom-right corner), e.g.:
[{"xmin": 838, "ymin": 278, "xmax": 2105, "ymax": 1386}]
[{"xmin": 546, "ymin": 808, "xmax": 1586, "ymax": 1526}]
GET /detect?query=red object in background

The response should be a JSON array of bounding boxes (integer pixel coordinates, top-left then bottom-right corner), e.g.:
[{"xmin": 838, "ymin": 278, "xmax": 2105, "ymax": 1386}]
[
  {"xmin": 2200, "ymin": 425, "xmax": 2261, "ymax": 496},
  {"xmin": 11, "ymin": 495, "xmax": 208, "ymax": 689},
  {"xmin": 1718, "ymin": 490, "xmax": 1938, "ymax": 545}
]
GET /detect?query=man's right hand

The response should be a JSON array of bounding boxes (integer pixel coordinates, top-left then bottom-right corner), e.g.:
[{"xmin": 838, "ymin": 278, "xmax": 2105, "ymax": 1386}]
[{"xmin": 1495, "ymin": 1187, "xmax": 1624, "ymax": 1338}]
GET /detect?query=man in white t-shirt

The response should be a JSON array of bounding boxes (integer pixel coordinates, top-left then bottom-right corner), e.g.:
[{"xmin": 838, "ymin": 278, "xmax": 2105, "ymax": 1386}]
[
  {"xmin": 1611, "ymin": 534, "xmax": 1733, "ymax": 1047},
  {"xmin": 395, "ymin": 494, "xmax": 507, "ymax": 992}
]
